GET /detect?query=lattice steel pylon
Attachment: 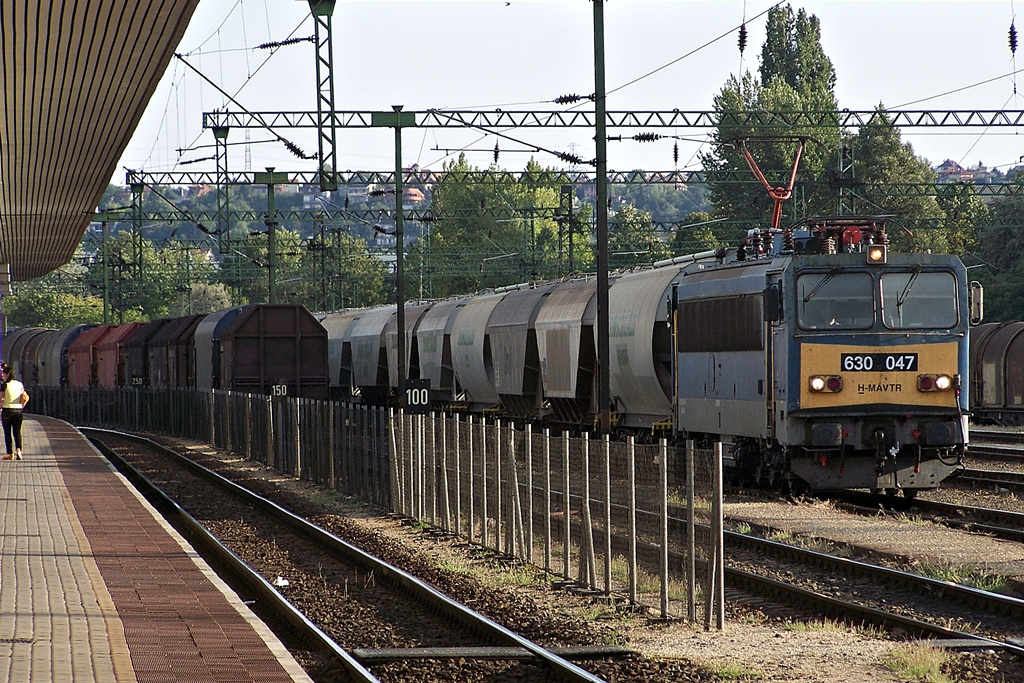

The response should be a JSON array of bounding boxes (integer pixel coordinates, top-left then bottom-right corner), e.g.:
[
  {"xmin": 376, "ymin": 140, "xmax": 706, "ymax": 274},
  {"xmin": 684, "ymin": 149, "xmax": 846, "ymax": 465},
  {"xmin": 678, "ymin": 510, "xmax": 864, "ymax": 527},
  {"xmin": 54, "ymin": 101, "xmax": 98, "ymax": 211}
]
[
  {"xmin": 214, "ymin": 126, "xmax": 231, "ymax": 255},
  {"xmin": 308, "ymin": 0, "xmax": 338, "ymax": 191},
  {"xmin": 837, "ymin": 142, "xmax": 855, "ymax": 215}
]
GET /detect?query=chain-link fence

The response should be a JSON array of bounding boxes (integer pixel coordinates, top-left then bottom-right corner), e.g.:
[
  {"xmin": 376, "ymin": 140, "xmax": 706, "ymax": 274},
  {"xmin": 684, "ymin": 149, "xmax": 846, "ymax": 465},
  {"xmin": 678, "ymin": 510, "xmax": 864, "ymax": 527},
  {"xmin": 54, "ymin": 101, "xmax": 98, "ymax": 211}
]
[{"xmin": 30, "ymin": 388, "xmax": 724, "ymax": 626}]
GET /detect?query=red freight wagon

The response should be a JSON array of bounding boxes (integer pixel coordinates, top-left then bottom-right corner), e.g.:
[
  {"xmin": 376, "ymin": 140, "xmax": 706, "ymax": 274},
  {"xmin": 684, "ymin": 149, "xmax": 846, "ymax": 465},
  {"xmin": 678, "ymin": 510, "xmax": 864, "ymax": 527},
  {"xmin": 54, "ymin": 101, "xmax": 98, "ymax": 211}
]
[
  {"xmin": 67, "ymin": 325, "xmax": 117, "ymax": 388},
  {"xmin": 95, "ymin": 323, "xmax": 142, "ymax": 389}
]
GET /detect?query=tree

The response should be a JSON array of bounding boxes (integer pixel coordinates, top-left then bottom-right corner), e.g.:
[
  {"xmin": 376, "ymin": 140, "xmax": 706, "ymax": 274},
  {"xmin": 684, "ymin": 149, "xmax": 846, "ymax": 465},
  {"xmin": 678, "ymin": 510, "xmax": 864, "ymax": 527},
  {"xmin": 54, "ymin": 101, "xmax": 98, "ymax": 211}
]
[
  {"xmin": 297, "ymin": 227, "xmax": 388, "ymax": 311},
  {"xmin": 702, "ymin": 4, "xmax": 841, "ymax": 237},
  {"xmin": 609, "ymin": 203, "xmax": 669, "ymax": 268},
  {"xmin": 2, "ymin": 287, "xmax": 104, "ymax": 328},
  {"xmin": 422, "ymin": 156, "xmax": 593, "ymax": 297},
  {"xmin": 168, "ymin": 283, "xmax": 233, "ymax": 317},
  {"xmin": 671, "ymin": 211, "xmax": 726, "ymax": 254},
  {"xmin": 848, "ymin": 108, "xmax": 946, "ymax": 252},
  {"xmin": 760, "ymin": 6, "xmax": 836, "ymax": 99}
]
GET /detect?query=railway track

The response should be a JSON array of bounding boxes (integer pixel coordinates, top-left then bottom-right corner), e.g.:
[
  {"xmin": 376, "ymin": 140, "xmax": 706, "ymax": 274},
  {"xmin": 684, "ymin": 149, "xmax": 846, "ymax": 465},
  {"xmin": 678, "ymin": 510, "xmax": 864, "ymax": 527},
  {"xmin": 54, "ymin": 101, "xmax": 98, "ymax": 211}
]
[
  {"xmin": 83, "ymin": 428, "xmax": 612, "ymax": 683},
  {"xmin": 86, "ymin": 428, "xmax": 1024, "ymax": 678}
]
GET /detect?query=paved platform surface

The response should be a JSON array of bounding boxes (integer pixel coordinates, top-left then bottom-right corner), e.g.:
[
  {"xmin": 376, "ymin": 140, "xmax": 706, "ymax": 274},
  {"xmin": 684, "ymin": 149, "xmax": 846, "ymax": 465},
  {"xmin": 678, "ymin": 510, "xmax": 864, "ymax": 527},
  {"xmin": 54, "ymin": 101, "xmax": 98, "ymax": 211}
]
[{"xmin": 0, "ymin": 415, "xmax": 314, "ymax": 682}]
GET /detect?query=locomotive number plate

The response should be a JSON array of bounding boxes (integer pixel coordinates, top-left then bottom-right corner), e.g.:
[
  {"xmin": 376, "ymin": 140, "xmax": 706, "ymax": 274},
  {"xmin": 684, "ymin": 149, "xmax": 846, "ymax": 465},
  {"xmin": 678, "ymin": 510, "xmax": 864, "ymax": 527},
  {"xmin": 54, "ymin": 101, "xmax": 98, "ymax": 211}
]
[{"xmin": 841, "ymin": 353, "xmax": 918, "ymax": 372}]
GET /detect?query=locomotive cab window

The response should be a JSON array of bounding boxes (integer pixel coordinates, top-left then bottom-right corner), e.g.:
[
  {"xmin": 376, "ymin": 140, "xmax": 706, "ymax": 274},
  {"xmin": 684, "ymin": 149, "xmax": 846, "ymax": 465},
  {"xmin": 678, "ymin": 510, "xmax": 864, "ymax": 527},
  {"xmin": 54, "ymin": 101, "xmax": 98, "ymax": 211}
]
[
  {"xmin": 881, "ymin": 270, "xmax": 958, "ymax": 329},
  {"xmin": 796, "ymin": 271, "xmax": 874, "ymax": 330}
]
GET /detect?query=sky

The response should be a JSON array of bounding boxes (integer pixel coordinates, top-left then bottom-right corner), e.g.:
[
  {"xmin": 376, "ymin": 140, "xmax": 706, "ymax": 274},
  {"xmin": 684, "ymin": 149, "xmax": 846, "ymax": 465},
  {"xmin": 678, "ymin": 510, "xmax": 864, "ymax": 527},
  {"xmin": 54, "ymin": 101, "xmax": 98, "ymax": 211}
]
[{"xmin": 114, "ymin": 0, "xmax": 1024, "ymax": 187}]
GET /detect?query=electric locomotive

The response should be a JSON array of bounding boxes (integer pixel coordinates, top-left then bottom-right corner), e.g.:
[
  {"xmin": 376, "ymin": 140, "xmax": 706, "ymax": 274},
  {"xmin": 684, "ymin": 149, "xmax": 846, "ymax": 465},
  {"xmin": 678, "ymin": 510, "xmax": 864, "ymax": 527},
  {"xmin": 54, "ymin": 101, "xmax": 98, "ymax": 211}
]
[{"xmin": 672, "ymin": 217, "xmax": 980, "ymax": 495}]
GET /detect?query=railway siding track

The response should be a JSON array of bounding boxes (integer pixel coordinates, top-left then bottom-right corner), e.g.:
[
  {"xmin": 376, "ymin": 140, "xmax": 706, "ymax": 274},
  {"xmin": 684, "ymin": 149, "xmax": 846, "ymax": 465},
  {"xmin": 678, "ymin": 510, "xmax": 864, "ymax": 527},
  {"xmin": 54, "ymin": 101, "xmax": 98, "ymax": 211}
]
[
  {"xmin": 83, "ymin": 428, "xmax": 611, "ymax": 683},
  {"xmin": 727, "ymin": 530, "xmax": 1024, "ymax": 624},
  {"xmin": 722, "ymin": 502, "xmax": 1024, "ymax": 655},
  {"xmin": 829, "ymin": 490, "xmax": 1024, "ymax": 545},
  {"xmin": 959, "ymin": 467, "xmax": 1024, "ymax": 493}
]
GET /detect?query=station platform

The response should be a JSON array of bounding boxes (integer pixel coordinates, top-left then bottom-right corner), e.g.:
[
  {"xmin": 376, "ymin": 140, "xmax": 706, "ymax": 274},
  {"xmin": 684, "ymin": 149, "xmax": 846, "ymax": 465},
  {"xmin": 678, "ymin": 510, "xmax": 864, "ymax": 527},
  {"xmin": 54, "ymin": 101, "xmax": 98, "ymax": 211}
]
[{"xmin": 0, "ymin": 415, "xmax": 313, "ymax": 682}]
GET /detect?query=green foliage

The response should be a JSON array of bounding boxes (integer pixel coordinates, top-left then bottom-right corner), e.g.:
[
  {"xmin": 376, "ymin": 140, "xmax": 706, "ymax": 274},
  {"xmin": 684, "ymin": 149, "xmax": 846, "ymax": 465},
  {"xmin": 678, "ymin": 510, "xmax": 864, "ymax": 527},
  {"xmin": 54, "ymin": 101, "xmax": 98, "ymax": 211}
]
[
  {"xmin": 610, "ymin": 182, "xmax": 709, "ymax": 224},
  {"xmin": 3, "ymin": 288, "xmax": 104, "ymax": 328},
  {"xmin": 609, "ymin": 203, "xmax": 670, "ymax": 268},
  {"xmin": 700, "ymin": 1, "xmax": 987, "ymax": 275},
  {"xmin": 847, "ymin": 108, "xmax": 947, "ymax": 252},
  {"xmin": 882, "ymin": 643, "xmax": 951, "ymax": 683},
  {"xmin": 703, "ymin": 4, "xmax": 841, "ymax": 234},
  {"xmin": 420, "ymin": 155, "xmax": 593, "ymax": 298},
  {"xmin": 671, "ymin": 211, "xmax": 727, "ymax": 254},
  {"xmin": 13, "ymin": 5, "xmax": 1015, "ymax": 322}
]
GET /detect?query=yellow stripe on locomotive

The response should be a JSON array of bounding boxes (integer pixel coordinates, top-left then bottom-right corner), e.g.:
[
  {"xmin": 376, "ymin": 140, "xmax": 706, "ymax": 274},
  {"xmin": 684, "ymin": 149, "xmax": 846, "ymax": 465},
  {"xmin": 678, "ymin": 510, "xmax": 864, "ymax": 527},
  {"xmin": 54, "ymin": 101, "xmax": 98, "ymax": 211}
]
[{"xmin": 800, "ymin": 342, "xmax": 959, "ymax": 409}]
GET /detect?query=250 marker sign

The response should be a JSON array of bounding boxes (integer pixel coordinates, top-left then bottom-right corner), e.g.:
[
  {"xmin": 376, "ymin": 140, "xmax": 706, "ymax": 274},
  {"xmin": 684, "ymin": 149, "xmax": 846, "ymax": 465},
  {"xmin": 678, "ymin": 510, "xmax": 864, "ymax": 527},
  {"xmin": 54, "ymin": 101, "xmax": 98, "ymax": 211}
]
[{"xmin": 840, "ymin": 353, "xmax": 918, "ymax": 372}]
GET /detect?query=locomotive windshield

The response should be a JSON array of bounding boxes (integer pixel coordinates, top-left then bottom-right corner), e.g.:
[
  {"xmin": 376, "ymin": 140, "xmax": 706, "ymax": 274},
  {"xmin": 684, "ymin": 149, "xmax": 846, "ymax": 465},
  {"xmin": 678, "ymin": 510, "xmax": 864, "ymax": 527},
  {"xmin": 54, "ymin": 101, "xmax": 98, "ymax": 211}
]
[
  {"xmin": 796, "ymin": 268, "xmax": 959, "ymax": 330},
  {"xmin": 797, "ymin": 271, "xmax": 874, "ymax": 329},
  {"xmin": 880, "ymin": 270, "xmax": 958, "ymax": 329}
]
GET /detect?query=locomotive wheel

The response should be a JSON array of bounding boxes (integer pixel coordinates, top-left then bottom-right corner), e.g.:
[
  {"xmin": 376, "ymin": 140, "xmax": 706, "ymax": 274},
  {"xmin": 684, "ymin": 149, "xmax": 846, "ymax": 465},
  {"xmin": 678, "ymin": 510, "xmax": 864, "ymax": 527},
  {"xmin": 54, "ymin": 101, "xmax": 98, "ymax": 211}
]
[{"xmin": 902, "ymin": 489, "xmax": 918, "ymax": 500}]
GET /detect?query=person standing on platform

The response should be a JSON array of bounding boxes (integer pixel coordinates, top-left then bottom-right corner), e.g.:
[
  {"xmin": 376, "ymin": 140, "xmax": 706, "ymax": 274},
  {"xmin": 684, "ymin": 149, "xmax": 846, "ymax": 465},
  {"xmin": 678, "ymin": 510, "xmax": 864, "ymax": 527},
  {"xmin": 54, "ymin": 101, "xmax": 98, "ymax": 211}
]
[{"xmin": 1, "ymin": 363, "xmax": 28, "ymax": 460}]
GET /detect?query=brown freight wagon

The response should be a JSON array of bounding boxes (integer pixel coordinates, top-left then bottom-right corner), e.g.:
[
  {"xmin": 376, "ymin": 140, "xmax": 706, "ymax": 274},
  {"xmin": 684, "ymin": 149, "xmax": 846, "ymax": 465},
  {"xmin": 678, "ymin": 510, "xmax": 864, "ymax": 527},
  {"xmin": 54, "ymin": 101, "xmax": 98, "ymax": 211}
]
[
  {"xmin": 122, "ymin": 319, "xmax": 172, "ymax": 387},
  {"xmin": 218, "ymin": 304, "xmax": 328, "ymax": 400},
  {"xmin": 147, "ymin": 314, "xmax": 205, "ymax": 389}
]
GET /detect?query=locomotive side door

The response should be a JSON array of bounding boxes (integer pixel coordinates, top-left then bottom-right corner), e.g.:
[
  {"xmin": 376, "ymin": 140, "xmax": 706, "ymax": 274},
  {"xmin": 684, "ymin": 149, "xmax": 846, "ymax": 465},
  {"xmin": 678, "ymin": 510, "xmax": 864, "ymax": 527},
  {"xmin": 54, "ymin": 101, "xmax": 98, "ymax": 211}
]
[{"xmin": 765, "ymin": 272, "xmax": 786, "ymax": 440}]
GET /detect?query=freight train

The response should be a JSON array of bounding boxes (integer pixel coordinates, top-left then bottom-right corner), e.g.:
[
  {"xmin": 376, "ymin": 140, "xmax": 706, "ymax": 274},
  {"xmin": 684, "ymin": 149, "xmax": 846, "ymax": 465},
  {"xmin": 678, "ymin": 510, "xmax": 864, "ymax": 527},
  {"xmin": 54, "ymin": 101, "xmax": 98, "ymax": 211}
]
[
  {"xmin": 2, "ymin": 216, "xmax": 979, "ymax": 495},
  {"xmin": 967, "ymin": 320, "xmax": 1024, "ymax": 425}
]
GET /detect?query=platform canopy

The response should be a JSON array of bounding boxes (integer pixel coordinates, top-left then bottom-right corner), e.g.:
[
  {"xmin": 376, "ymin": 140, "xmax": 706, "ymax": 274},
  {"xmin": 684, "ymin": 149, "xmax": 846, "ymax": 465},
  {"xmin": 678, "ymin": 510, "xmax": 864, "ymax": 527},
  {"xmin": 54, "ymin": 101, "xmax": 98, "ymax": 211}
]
[{"xmin": 0, "ymin": 0, "xmax": 200, "ymax": 281}]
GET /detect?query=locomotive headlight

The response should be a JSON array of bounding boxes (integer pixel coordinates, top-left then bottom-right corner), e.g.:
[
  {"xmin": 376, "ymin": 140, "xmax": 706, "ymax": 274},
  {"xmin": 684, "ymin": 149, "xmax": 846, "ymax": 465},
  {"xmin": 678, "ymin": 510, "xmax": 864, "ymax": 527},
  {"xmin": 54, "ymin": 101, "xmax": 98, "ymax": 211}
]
[
  {"xmin": 866, "ymin": 245, "xmax": 887, "ymax": 264},
  {"xmin": 918, "ymin": 374, "xmax": 953, "ymax": 392},
  {"xmin": 809, "ymin": 375, "xmax": 843, "ymax": 393}
]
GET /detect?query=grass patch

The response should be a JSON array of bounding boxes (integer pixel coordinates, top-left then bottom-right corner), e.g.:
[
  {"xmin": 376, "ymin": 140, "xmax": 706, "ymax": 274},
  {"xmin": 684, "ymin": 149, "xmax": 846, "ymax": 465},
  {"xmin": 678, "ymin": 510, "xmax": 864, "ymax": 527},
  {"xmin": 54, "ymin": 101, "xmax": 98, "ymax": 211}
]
[
  {"xmin": 882, "ymin": 642, "xmax": 951, "ymax": 683},
  {"xmin": 784, "ymin": 618, "xmax": 848, "ymax": 633},
  {"xmin": 436, "ymin": 557, "xmax": 474, "ymax": 576},
  {"xmin": 894, "ymin": 512, "xmax": 929, "ymax": 526},
  {"xmin": 917, "ymin": 563, "xmax": 1007, "ymax": 592},
  {"xmin": 783, "ymin": 618, "xmax": 883, "ymax": 638},
  {"xmin": 608, "ymin": 555, "xmax": 661, "ymax": 594},
  {"xmin": 765, "ymin": 529, "xmax": 792, "ymax": 542},
  {"xmin": 734, "ymin": 522, "xmax": 752, "ymax": 535},
  {"xmin": 709, "ymin": 661, "xmax": 763, "ymax": 680}
]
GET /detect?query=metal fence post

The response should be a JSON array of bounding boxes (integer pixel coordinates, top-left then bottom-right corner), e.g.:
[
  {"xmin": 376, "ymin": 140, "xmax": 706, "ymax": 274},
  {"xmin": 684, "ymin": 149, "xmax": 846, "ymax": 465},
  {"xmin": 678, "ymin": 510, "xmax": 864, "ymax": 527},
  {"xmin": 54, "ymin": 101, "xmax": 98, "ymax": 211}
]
[
  {"xmin": 543, "ymin": 428, "xmax": 551, "ymax": 573},
  {"xmin": 468, "ymin": 416, "xmax": 475, "ymax": 544},
  {"xmin": 603, "ymin": 434, "xmax": 611, "ymax": 596},
  {"xmin": 454, "ymin": 415, "xmax": 461, "ymax": 536},
  {"xmin": 388, "ymin": 408, "xmax": 400, "ymax": 513},
  {"xmin": 509, "ymin": 427, "xmax": 524, "ymax": 559},
  {"xmin": 440, "ymin": 414, "xmax": 451, "ymax": 531},
  {"xmin": 687, "ymin": 439, "xmax": 696, "ymax": 622},
  {"xmin": 495, "ymin": 419, "xmax": 503, "ymax": 555},
  {"xmin": 579, "ymin": 433, "xmax": 596, "ymax": 590},
  {"xmin": 428, "ymin": 413, "xmax": 436, "ymax": 525},
  {"xmin": 562, "ymin": 431, "xmax": 570, "ymax": 582},
  {"xmin": 526, "ymin": 424, "xmax": 533, "ymax": 564},
  {"xmin": 660, "ymin": 438, "xmax": 669, "ymax": 620},
  {"xmin": 628, "ymin": 436, "xmax": 637, "ymax": 605},
  {"xmin": 481, "ymin": 416, "xmax": 488, "ymax": 549},
  {"xmin": 714, "ymin": 441, "xmax": 725, "ymax": 630}
]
